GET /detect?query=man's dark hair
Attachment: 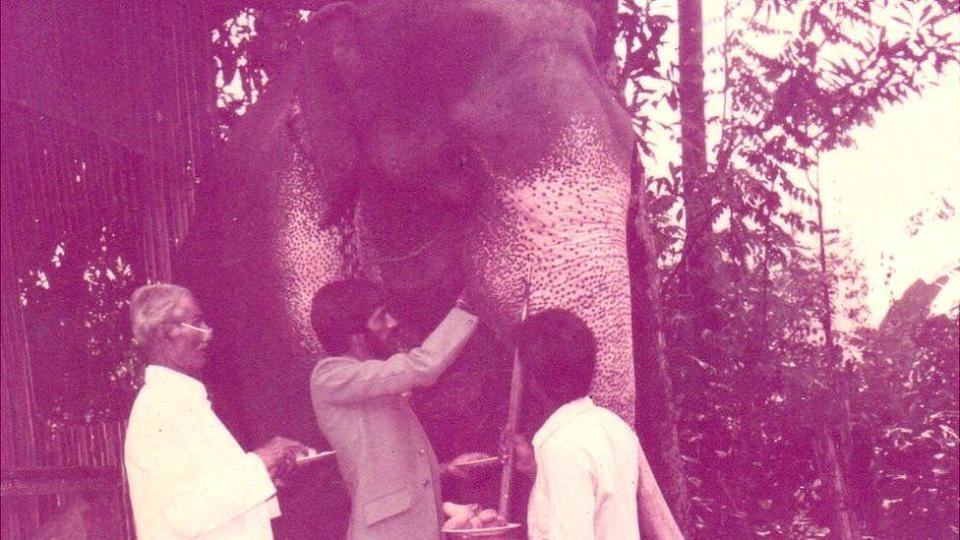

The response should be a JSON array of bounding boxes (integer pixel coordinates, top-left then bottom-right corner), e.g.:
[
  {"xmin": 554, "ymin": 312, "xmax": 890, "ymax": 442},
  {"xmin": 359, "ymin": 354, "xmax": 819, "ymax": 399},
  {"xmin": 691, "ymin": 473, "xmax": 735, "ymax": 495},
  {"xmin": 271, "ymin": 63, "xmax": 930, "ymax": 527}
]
[
  {"xmin": 310, "ymin": 279, "xmax": 385, "ymax": 355},
  {"xmin": 512, "ymin": 309, "xmax": 596, "ymax": 404}
]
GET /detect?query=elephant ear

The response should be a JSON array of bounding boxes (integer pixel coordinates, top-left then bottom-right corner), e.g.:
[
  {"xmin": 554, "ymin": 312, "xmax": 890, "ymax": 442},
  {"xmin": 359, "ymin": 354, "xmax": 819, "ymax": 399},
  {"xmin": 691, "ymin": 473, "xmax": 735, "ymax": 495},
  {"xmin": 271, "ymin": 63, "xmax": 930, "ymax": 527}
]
[
  {"xmin": 566, "ymin": 0, "xmax": 617, "ymax": 73},
  {"xmin": 308, "ymin": 2, "xmax": 363, "ymax": 82},
  {"xmin": 288, "ymin": 1, "xmax": 364, "ymax": 227}
]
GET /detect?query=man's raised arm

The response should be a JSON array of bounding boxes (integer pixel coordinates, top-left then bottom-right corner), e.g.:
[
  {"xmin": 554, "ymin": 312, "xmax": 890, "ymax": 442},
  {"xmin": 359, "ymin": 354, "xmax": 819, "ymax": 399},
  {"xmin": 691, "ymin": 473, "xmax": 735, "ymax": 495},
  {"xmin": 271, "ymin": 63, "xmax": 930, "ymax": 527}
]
[{"xmin": 311, "ymin": 307, "xmax": 477, "ymax": 403}]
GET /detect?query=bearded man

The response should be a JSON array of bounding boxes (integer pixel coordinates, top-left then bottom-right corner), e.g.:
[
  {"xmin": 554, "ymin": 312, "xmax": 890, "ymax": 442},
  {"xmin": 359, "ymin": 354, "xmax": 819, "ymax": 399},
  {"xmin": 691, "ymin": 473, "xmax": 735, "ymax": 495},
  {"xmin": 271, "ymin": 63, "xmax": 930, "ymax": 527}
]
[{"xmin": 308, "ymin": 279, "xmax": 482, "ymax": 539}]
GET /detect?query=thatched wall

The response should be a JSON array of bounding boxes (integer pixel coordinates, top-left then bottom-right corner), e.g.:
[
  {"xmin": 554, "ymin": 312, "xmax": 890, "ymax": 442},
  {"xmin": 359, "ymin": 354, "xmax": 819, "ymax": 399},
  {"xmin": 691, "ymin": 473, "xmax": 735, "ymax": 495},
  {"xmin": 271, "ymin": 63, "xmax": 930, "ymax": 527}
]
[{"xmin": 1, "ymin": 2, "xmax": 220, "ymax": 536}]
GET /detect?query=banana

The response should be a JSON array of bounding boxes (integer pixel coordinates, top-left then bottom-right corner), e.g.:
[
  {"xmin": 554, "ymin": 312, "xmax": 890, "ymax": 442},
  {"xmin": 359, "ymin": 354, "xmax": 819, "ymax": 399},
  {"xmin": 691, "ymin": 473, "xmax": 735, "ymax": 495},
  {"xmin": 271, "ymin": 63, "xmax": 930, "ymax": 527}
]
[
  {"xmin": 442, "ymin": 501, "xmax": 508, "ymax": 529},
  {"xmin": 442, "ymin": 502, "xmax": 477, "ymax": 517},
  {"xmin": 442, "ymin": 514, "xmax": 473, "ymax": 530},
  {"xmin": 477, "ymin": 509, "xmax": 499, "ymax": 524}
]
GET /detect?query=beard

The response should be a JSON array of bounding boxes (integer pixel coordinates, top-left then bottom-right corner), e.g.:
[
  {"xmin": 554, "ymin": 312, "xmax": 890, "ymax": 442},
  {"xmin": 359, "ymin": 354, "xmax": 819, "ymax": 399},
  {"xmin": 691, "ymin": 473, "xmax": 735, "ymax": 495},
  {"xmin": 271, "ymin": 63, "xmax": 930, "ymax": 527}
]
[
  {"xmin": 365, "ymin": 321, "xmax": 421, "ymax": 359},
  {"xmin": 365, "ymin": 329, "xmax": 403, "ymax": 359}
]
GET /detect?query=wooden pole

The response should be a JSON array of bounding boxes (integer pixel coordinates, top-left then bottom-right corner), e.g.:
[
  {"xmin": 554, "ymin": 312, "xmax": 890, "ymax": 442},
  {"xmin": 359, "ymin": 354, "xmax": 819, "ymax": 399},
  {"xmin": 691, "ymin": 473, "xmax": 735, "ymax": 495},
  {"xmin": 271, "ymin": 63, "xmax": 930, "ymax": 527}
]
[{"xmin": 498, "ymin": 277, "xmax": 531, "ymax": 519}]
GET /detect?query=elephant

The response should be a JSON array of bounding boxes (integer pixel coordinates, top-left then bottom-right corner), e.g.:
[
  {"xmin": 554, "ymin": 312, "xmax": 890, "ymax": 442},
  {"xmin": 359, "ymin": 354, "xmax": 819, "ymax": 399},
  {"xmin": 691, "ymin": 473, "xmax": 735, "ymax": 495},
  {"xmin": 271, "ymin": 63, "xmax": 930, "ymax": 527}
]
[{"xmin": 181, "ymin": 0, "xmax": 676, "ymax": 536}]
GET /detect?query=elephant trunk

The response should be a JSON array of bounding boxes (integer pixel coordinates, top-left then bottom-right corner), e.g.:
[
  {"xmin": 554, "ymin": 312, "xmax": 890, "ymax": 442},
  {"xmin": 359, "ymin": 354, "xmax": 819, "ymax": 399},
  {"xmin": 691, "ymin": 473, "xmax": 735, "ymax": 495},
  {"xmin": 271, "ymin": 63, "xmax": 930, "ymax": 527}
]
[{"xmin": 467, "ymin": 119, "xmax": 635, "ymax": 423}]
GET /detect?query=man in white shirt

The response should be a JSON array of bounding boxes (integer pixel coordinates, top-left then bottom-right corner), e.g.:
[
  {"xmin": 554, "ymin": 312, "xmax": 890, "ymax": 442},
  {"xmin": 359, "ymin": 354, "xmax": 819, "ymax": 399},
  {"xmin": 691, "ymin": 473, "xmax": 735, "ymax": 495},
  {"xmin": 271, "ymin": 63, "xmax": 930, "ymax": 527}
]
[
  {"xmin": 124, "ymin": 283, "xmax": 307, "ymax": 539},
  {"xmin": 513, "ymin": 309, "xmax": 641, "ymax": 540}
]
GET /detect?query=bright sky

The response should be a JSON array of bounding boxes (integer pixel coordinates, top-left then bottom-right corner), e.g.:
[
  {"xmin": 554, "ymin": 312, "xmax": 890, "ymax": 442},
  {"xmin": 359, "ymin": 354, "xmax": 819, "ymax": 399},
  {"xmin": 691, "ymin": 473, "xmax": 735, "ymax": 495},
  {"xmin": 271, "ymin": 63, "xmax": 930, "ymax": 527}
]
[
  {"xmin": 819, "ymin": 76, "xmax": 960, "ymax": 325},
  {"xmin": 623, "ymin": 1, "xmax": 960, "ymax": 327}
]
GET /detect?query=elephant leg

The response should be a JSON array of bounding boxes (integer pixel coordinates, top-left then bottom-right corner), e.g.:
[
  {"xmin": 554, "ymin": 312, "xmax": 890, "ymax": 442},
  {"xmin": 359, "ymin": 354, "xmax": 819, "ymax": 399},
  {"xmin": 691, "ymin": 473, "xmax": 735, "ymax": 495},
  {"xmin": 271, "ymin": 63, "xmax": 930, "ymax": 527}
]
[{"xmin": 469, "ymin": 119, "xmax": 635, "ymax": 423}]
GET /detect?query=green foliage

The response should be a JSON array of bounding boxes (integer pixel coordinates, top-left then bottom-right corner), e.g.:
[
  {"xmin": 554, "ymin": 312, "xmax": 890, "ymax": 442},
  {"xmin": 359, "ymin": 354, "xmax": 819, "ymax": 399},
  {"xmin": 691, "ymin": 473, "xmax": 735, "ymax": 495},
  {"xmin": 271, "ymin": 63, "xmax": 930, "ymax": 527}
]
[
  {"xmin": 671, "ymin": 236, "xmax": 865, "ymax": 536},
  {"xmin": 212, "ymin": 6, "xmax": 307, "ymax": 129},
  {"xmin": 6, "ymin": 2, "xmax": 956, "ymax": 536},
  {"xmin": 19, "ymin": 226, "xmax": 143, "ymax": 424},
  {"xmin": 855, "ymin": 303, "xmax": 959, "ymax": 537},
  {"xmin": 620, "ymin": 0, "xmax": 959, "ymax": 536}
]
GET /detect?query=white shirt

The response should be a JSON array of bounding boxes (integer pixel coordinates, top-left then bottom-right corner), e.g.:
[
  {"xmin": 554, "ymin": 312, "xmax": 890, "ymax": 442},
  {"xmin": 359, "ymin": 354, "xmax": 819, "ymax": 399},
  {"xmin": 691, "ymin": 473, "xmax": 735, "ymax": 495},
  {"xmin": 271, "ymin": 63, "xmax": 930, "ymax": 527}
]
[
  {"xmin": 527, "ymin": 397, "xmax": 640, "ymax": 540},
  {"xmin": 125, "ymin": 366, "xmax": 280, "ymax": 539}
]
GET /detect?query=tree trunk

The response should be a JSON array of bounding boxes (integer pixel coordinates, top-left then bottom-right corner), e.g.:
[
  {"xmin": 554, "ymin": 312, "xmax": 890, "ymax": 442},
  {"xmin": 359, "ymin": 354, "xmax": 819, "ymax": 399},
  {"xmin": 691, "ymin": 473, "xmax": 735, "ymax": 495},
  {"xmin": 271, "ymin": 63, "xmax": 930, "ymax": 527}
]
[
  {"xmin": 678, "ymin": 0, "xmax": 710, "ymax": 278},
  {"xmin": 813, "ymin": 179, "xmax": 860, "ymax": 540},
  {"xmin": 676, "ymin": 0, "xmax": 718, "ymax": 375},
  {"xmin": 818, "ymin": 426, "xmax": 860, "ymax": 540},
  {"xmin": 605, "ymin": 2, "xmax": 687, "ymax": 535},
  {"xmin": 629, "ymin": 156, "xmax": 688, "ymax": 540},
  {"xmin": 671, "ymin": 0, "xmax": 711, "ymax": 533}
]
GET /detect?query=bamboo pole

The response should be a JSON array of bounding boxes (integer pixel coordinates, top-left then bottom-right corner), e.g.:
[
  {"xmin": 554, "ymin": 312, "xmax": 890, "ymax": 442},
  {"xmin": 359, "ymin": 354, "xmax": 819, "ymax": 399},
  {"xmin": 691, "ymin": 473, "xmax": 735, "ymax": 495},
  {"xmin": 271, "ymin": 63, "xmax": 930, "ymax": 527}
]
[{"xmin": 498, "ymin": 277, "xmax": 531, "ymax": 519}]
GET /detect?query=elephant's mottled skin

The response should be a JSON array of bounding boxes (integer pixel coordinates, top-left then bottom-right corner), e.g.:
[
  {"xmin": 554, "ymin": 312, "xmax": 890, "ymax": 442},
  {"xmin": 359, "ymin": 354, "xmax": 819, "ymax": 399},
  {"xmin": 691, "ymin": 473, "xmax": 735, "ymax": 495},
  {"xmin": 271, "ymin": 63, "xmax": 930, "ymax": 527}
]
[
  {"xmin": 196, "ymin": 0, "xmax": 639, "ymax": 445},
  {"xmin": 186, "ymin": 1, "xmax": 685, "ymax": 536},
  {"xmin": 272, "ymin": 141, "xmax": 345, "ymax": 355},
  {"xmin": 468, "ymin": 120, "xmax": 634, "ymax": 419}
]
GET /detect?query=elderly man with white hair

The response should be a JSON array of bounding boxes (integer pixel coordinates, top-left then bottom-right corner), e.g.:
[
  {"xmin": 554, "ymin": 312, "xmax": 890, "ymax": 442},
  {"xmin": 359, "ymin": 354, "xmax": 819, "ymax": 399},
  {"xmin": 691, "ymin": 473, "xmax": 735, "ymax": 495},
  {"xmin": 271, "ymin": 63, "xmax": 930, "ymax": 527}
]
[{"xmin": 124, "ymin": 283, "xmax": 307, "ymax": 539}]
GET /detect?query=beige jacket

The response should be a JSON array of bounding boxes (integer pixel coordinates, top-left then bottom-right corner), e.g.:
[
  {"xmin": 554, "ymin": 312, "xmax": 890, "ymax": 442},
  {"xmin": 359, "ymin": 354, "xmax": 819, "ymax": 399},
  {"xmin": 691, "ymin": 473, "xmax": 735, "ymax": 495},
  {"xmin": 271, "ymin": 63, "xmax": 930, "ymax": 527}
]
[{"xmin": 310, "ymin": 308, "xmax": 478, "ymax": 540}]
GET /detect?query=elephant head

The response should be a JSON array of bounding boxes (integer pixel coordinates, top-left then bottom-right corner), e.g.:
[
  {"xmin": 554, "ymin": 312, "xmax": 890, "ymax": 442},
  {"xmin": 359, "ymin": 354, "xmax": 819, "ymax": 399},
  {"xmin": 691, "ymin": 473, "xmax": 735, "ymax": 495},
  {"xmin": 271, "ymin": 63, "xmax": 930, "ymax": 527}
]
[{"xmin": 185, "ymin": 0, "xmax": 637, "ymax": 442}]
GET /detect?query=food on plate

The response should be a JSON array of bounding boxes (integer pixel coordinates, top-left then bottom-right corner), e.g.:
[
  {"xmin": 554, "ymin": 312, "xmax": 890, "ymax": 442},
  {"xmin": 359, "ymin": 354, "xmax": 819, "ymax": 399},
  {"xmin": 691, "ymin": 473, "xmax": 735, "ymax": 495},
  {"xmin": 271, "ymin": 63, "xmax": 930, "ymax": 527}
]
[
  {"xmin": 441, "ymin": 502, "xmax": 477, "ymax": 529},
  {"xmin": 477, "ymin": 509, "xmax": 499, "ymax": 521},
  {"xmin": 442, "ymin": 501, "xmax": 509, "ymax": 530}
]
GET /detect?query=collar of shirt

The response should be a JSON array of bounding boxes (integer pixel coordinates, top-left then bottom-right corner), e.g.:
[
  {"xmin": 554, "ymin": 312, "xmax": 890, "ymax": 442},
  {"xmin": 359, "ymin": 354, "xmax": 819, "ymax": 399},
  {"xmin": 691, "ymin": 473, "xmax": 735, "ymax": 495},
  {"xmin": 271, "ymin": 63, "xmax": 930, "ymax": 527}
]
[
  {"xmin": 143, "ymin": 365, "xmax": 208, "ymax": 403},
  {"xmin": 532, "ymin": 396, "xmax": 595, "ymax": 449}
]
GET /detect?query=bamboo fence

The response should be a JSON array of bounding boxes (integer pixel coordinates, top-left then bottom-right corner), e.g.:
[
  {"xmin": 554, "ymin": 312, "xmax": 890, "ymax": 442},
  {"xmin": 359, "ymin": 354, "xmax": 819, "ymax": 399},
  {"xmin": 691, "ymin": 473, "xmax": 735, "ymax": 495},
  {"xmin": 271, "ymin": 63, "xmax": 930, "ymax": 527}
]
[{"xmin": 1, "ymin": 1, "xmax": 217, "ymax": 537}]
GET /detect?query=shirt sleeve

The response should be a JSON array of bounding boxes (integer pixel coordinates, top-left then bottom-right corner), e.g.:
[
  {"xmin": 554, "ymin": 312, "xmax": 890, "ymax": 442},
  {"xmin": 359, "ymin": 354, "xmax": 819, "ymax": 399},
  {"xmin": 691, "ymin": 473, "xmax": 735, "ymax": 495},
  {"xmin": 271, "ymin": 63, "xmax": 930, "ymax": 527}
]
[
  {"xmin": 536, "ymin": 441, "xmax": 597, "ymax": 540},
  {"xmin": 127, "ymin": 406, "xmax": 277, "ymax": 538},
  {"xmin": 162, "ymin": 452, "xmax": 277, "ymax": 537},
  {"xmin": 310, "ymin": 307, "xmax": 477, "ymax": 403}
]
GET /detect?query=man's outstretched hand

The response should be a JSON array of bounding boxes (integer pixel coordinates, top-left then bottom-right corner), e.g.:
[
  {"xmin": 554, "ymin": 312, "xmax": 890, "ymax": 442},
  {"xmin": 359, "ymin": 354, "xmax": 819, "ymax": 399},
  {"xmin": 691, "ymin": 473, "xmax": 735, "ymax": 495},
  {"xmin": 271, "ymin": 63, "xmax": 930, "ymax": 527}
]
[
  {"xmin": 454, "ymin": 287, "xmax": 477, "ymax": 315},
  {"xmin": 254, "ymin": 436, "xmax": 309, "ymax": 481},
  {"xmin": 509, "ymin": 434, "xmax": 536, "ymax": 476}
]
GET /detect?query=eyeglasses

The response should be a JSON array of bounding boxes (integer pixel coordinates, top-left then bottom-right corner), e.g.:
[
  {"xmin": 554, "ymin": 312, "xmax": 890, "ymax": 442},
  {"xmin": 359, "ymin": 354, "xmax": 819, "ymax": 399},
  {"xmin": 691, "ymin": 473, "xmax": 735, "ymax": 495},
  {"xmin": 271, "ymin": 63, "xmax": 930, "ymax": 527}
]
[{"xmin": 179, "ymin": 322, "xmax": 212, "ymax": 336}]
